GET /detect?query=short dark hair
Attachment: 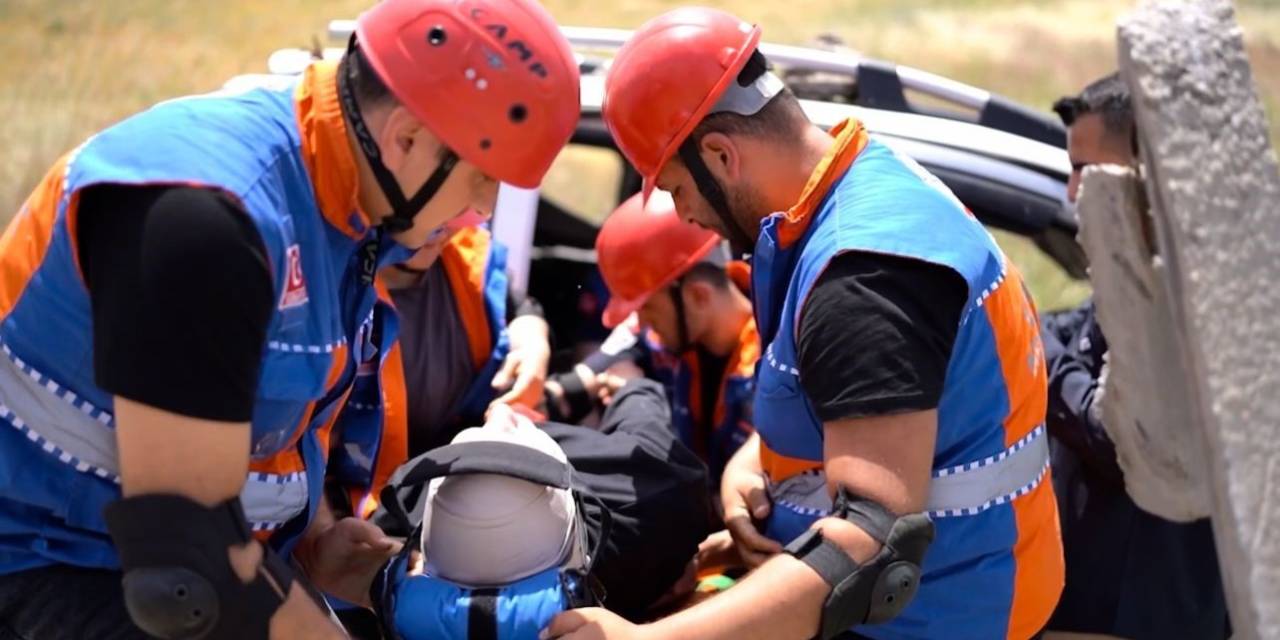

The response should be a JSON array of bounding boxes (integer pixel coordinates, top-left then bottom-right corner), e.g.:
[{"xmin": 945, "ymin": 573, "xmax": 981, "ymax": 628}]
[
  {"xmin": 688, "ymin": 52, "xmax": 810, "ymax": 147},
  {"xmin": 683, "ymin": 261, "xmax": 732, "ymax": 291},
  {"xmin": 1053, "ymin": 72, "xmax": 1133, "ymax": 139},
  {"xmin": 343, "ymin": 44, "xmax": 396, "ymax": 109},
  {"xmin": 691, "ymin": 89, "xmax": 808, "ymax": 144}
]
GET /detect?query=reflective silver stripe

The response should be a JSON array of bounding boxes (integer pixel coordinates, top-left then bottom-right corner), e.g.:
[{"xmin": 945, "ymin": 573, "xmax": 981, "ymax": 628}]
[
  {"xmin": 0, "ymin": 347, "xmax": 120, "ymax": 476},
  {"xmin": 925, "ymin": 426, "xmax": 1049, "ymax": 518},
  {"xmin": 0, "ymin": 345, "xmax": 311, "ymax": 530},
  {"xmin": 768, "ymin": 426, "xmax": 1051, "ymax": 519},
  {"xmin": 241, "ymin": 471, "xmax": 309, "ymax": 530},
  {"xmin": 711, "ymin": 71, "xmax": 785, "ymax": 117}
]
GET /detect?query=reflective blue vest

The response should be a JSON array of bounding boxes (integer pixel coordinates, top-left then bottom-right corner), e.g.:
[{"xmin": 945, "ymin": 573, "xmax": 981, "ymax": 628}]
[
  {"xmin": 0, "ymin": 61, "xmax": 400, "ymax": 572},
  {"xmin": 751, "ymin": 120, "xmax": 1062, "ymax": 639}
]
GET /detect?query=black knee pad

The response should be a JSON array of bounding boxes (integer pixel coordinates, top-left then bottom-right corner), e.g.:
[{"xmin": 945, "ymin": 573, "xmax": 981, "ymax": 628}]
[{"xmin": 104, "ymin": 495, "xmax": 295, "ymax": 639}]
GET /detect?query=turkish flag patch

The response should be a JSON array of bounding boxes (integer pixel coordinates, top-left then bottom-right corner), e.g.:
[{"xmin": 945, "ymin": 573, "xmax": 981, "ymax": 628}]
[{"xmin": 279, "ymin": 245, "xmax": 309, "ymax": 309}]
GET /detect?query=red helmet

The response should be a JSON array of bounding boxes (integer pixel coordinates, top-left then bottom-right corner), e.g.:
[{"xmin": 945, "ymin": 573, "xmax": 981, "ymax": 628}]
[
  {"xmin": 356, "ymin": 0, "xmax": 580, "ymax": 188},
  {"xmin": 602, "ymin": 7, "xmax": 762, "ymax": 198},
  {"xmin": 596, "ymin": 191, "xmax": 722, "ymax": 328}
]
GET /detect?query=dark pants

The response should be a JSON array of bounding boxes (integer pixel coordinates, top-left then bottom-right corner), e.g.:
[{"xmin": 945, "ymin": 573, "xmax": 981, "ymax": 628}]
[
  {"xmin": 0, "ymin": 564, "xmax": 150, "ymax": 640},
  {"xmin": 1047, "ymin": 440, "xmax": 1229, "ymax": 640}
]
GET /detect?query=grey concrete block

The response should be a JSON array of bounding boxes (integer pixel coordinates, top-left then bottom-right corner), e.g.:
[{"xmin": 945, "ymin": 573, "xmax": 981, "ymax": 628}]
[
  {"xmin": 1075, "ymin": 165, "xmax": 1213, "ymax": 523},
  {"xmin": 1098, "ymin": 0, "xmax": 1280, "ymax": 636}
]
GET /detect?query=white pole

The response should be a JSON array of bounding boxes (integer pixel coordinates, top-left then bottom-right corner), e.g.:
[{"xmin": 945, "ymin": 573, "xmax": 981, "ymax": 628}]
[{"xmin": 491, "ymin": 184, "xmax": 540, "ymax": 300}]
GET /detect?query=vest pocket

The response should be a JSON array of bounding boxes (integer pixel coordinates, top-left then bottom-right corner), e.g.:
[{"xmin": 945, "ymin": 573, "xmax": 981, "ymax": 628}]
[
  {"xmin": 250, "ymin": 346, "xmax": 332, "ymax": 459},
  {"xmin": 753, "ymin": 366, "xmax": 819, "ymax": 437}
]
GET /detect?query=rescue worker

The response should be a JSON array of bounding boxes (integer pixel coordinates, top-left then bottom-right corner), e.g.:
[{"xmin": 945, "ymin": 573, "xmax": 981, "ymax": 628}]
[
  {"xmin": 545, "ymin": 7, "xmax": 1063, "ymax": 640},
  {"xmin": 592, "ymin": 190, "xmax": 758, "ymax": 490},
  {"xmin": 0, "ymin": 1, "xmax": 580, "ymax": 638},
  {"xmin": 1042, "ymin": 73, "xmax": 1228, "ymax": 640}
]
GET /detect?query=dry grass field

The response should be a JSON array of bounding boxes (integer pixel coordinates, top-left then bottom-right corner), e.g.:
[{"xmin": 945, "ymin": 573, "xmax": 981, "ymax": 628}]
[{"xmin": 2, "ymin": 0, "xmax": 1276, "ymax": 309}]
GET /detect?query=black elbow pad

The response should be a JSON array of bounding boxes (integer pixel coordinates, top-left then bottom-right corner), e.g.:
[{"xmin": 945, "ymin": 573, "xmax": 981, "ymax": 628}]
[
  {"xmin": 104, "ymin": 495, "xmax": 295, "ymax": 639},
  {"xmin": 783, "ymin": 487, "xmax": 935, "ymax": 639}
]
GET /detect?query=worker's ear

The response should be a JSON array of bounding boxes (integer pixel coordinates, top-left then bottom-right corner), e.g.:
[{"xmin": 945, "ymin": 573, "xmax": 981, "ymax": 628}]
[
  {"xmin": 377, "ymin": 104, "xmax": 424, "ymax": 171},
  {"xmin": 682, "ymin": 279, "xmax": 716, "ymax": 309},
  {"xmin": 698, "ymin": 132, "xmax": 742, "ymax": 184}
]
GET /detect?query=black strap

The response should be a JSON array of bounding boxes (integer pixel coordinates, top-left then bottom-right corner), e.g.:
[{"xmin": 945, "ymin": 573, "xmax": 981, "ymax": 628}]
[
  {"xmin": 677, "ymin": 139, "xmax": 756, "ymax": 253},
  {"xmin": 397, "ymin": 441, "xmax": 575, "ymax": 489},
  {"xmin": 337, "ymin": 36, "xmax": 459, "ymax": 233},
  {"xmin": 831, "ymin": 487, "xmax": 896, "ymax": 545},
  {"xmin": 380, "ymin": 440, "xmax": 577, "ymax": 534},
  {"xmin": 467, "ymin": 588, "xmax": 500, "ymax": 640},
  {"xmin": 788, "ymin": 530, "xmax": 861, "ymax": 590}
]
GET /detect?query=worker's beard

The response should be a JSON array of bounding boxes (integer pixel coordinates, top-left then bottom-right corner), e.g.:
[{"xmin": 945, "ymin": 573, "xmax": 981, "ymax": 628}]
[{"xmin": 723, "ymin": 182, "xmax": 768, "ymax": 256}]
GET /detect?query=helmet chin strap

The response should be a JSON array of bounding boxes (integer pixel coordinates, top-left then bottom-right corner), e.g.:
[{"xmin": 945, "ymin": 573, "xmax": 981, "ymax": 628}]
[
  {"xmin": 338, "ymin": 37, "xmax": 459, "ymax": 234},
  {"xmin": 677, "ymin": 140, "xmax": 756, "ymax": 255}
]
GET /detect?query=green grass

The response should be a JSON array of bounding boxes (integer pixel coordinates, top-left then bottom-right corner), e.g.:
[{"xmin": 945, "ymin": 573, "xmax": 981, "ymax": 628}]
[{"xmin": 2, "ymin": 0, "xmax": 1277, "ymax": 312}]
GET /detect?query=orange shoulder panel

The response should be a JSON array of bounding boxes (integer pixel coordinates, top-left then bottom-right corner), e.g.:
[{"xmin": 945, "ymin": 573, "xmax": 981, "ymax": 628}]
[
  {"xmin": 440, "ymin": 227, "xmax": 495, "ymax": 370},
  {"xmin": 713, "ymin": 316, "xmax": 761, "ymax": 428},
  {"xmin": 360, "ymin": 338, "xmax": 409, "ymax": 519},
  {"xmin": 986, "ymin": 263, "xmax": 1049, "ymax": 449},
  {"xmin": 759, "ymin": 438, "xmax": 823, "ymax": 484},
  {"xmin": 725, "ymin": 260, "xmax": 752, "ymax": 296},
  {"xmin": 0, "ymin": 154, "xmax": 72, "ymax": 320},
  {"xmin": 776, "ymin": 118, "xmax": 869, "ymax": 249}
]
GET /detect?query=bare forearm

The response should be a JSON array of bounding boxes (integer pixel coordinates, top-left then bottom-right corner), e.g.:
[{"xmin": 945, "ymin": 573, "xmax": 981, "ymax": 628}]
[
  {"xmin": 726, "ymin": 431, "xmax": 763, "ymax": 475},
  {"xmin": 645, "ymin": 515, "xmax": 876, "ymax": 640},
  {"xmin": 115, "ymin": 397, "xmax": 249, "ymax": 503},
  {"xmin": 647, "ymin": 553, "xmax": 829, "ymax": 640}
]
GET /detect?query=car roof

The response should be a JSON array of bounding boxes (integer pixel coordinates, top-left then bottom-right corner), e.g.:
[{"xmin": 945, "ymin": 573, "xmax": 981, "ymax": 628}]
[
  {"xmin": 235, "ymin": 22, "xmax": 1084, "ymax": 277},
  {"xmin": 315, "ymin": 22, "xmax": 1069, "ymax": 176}
]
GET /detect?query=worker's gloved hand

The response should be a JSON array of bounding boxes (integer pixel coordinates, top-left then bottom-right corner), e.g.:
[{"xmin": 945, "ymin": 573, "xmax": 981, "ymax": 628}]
[
  {"xmin": 721, "ymin": 461, "xmax": 783, "ymax": 568},
  {"xmin": 492, "ymin": 314, "xmax": 551, "ymax": 410}
]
